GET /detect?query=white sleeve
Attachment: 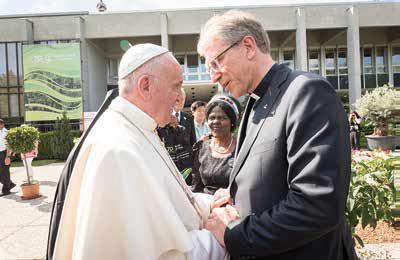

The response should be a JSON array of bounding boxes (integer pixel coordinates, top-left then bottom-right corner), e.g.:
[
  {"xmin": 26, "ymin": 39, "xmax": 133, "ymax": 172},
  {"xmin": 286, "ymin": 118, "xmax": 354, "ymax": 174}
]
[{"xmin": 186, "ymin": 230, "xmax": 227, "ymax": 260}]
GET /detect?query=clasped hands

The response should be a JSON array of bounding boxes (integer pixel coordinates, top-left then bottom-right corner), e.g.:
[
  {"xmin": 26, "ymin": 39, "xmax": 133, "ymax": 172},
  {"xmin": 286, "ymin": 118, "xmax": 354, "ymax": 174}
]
[{"xmin": 205, "ymin": 188, "xmax": 240, "ymax": 247}]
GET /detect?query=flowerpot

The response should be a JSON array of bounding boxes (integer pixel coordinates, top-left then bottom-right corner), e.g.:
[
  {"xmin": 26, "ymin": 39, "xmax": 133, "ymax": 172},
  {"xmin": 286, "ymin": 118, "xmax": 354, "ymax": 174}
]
[
  {"xmin": 20, "ymin": 181, "xmax": 40, "ymax": 200},
  {"xmin": 365, "ymin": 135, "xmax": 397, "ymax": 151}
]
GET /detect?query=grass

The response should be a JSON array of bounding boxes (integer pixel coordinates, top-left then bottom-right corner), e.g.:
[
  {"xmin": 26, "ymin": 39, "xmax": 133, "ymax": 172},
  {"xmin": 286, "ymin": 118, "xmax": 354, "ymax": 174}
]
[{"xmin": 11, "ymin": 159, "xmax": 64, "ymax": 167}]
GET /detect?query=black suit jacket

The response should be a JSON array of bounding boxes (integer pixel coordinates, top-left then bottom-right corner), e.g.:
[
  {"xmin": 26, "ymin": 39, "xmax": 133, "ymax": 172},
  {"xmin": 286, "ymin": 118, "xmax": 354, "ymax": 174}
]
[
  {"xmin": 225, "ymin": 64, "xmax": 357, "ymax": 260},
  {"xmin": 46, "ymin": 89, "xmax": 118, "ymax": 260},
  {"xmin": 179, "ymin": 111, "xmax": 196, "ymax": 146}
]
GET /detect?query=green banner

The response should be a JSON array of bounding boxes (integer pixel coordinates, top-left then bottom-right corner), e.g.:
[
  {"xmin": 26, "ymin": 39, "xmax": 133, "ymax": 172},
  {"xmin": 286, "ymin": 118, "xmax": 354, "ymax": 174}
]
[{"xmin": 23, "ymin": 43, "xmax": 82, "ymax": 121}]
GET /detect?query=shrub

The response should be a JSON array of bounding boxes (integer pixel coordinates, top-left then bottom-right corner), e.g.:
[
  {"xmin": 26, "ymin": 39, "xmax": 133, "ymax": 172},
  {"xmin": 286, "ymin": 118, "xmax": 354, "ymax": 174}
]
[
  {"xmin": 346, "ymin": 150, "xmax": 396, "ymax": 247},
  {"xmin": 37, "ymin": 132, "xmax": 56, "ymax": 160},
  {"xmin": 51, "ymin": 112, "xmax": 74, "ymax": 160},
  {"xmin": 355, "ymin": 85, "xmax": 400, "ymax": 136},
  {"xmin": 5, "ymin": 125, "xmax": 40, "ymax": 184}
]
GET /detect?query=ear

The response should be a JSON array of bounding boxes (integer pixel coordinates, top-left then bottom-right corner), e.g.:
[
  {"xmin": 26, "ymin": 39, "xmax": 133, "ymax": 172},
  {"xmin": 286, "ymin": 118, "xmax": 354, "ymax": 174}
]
[
  {"xmin": 136, "ymin": 75, "xmax": 152, "ymax": 101},
  {"xmin": 242, "ymin": 35, "xmax": 257, "ymax": 60}
]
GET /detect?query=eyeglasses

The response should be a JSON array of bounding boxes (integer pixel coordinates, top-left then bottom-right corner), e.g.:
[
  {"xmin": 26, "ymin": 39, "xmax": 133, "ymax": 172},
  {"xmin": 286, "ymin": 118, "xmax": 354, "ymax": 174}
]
[{"xmin": 206, "ymin": 38, "xmax": 242, "ymax": 74}]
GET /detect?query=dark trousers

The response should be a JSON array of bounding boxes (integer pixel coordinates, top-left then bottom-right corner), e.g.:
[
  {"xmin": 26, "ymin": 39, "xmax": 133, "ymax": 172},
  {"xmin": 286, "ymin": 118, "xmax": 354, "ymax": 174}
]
[
  {"xmin": 0, "ymin": 150, "xmax": 13, "ymax": 193},
  {"xmin": 349, "ymin": 131, "xmax": 360, "ymax": 150}
]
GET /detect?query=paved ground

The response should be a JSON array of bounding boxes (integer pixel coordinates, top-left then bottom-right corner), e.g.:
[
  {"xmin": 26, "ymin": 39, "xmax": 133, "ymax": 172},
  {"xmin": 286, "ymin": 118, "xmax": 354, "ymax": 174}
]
[
  {"xmin": 0, "ymin": 163, "xmax": 399, "ymax": 260},
  {"xmin": 0, "ymin": 163, "xmax": 63, "ymax": 260}
]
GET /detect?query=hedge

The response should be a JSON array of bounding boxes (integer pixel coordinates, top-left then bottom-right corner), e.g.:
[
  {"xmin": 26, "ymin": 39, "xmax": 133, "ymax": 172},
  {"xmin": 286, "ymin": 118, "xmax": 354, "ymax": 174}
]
[{"xmin": 36, "ymin": 131, "xmax": 82, "ymax": 160}]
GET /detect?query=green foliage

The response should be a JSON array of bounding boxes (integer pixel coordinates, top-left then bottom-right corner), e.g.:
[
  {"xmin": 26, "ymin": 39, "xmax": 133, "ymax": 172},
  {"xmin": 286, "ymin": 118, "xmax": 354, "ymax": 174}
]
[
  {"xmin": 5, "ymin": 125, "xmax": 40, "ymax": 184},
  {"xmin": 355, "ymin": 85, "xmax": 400, "ymax": 136},
  {"xmin": 5, "ymin": 125, "xmax": 40, "ymax": 154},
  {"xmin": 51, "ymin": 112, "xmax": 74, "ymax": 160},
  {"xmin": 346, "ymin": 150, "xmax": 396, "ymax": 246},
  {"xmin": 37, "ymin": 130, "xmax": 81, "ymax": 160},
  {"xmin": 37, "ymin": 132, "xmax": 56, "ymax": 160}
]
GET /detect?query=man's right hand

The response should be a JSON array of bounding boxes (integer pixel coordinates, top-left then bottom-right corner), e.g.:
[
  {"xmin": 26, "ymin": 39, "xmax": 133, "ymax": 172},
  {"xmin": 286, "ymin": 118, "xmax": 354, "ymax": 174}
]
[{"xmin": 211, "ymin": 188, "xmax": 232, "ymax": 210}]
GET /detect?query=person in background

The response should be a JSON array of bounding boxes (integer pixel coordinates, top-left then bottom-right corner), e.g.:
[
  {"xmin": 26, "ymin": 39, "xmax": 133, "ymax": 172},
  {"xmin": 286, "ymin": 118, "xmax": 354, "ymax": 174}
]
[
  {"xmin": 191, "ymin": 101, "xmax": 211, "ymax": 141},
  {"xmin": 191, "ymin": 95, "xmax": 239, "ymax": 195},
  {"xmin": 0, "ymin": 119, "xmax": 16, "ymax": 196},
  {"xmin": 157, "ymin": 113, "xmax": 194, "ymax": 185},
  {"xmin": 174, "ymin": 88, "xmax": 196, "ymax": 146},
  {"xmin": 349, "ymin": 111, "xmax": 362, "ymax": 150}
]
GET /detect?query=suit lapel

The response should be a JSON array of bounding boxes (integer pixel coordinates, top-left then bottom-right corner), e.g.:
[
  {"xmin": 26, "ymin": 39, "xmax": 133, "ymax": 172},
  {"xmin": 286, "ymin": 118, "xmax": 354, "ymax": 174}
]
[
  {"xmin": 235, "ymin": 98, "xmax": 253, "ymax": 158},
  {"xmin": 230, "ymin": 66, "xmax": 291, "ymax": 184}
]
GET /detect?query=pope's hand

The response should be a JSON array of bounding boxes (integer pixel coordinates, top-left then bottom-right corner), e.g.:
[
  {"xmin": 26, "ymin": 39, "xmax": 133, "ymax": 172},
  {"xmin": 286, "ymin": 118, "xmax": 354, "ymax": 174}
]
[
  {"xmin": 205, "ymin": 205, "xmax": 240, "ymax": 247},
  {"xmin": 211, "ymin": 188, "xmax": 232, "ymax": 210}
]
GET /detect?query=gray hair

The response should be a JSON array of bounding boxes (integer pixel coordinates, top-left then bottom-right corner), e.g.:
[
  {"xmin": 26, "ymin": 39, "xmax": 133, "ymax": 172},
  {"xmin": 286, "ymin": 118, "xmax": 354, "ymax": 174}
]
[
  {"xmin": 118, "ymin": 54, "xmax": 168, "ymax": 95},
  {"xmin": 198, "ymin": 10, "xmax": 270, "ymax": 55}
]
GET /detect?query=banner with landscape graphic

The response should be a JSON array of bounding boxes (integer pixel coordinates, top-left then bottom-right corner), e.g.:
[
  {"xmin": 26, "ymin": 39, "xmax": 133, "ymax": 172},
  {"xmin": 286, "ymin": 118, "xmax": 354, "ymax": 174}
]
[{"xmin": 23, "ymin": 43, "xmax": 82, "ymax": 121}]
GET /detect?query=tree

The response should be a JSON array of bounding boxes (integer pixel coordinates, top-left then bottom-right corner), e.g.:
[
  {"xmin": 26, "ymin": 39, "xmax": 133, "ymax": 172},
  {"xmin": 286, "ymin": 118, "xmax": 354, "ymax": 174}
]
[{"xmin": 52, "ymin": 112, "xmax": 74, "ymax": 160}]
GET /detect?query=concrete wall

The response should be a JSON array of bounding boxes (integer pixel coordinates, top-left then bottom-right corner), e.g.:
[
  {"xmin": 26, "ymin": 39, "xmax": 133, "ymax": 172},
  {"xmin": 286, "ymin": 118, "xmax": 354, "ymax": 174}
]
[
  {"xmin": 85, "ymin": 42, "xmax": 107, "ymax": 111},
  {"xmin": 84, "ymin": 12, "xmax": 161, "ymax": 38},
  {"xmin": 29, "ymin": 16, "xmax": 81, "ymax": 40},
  {"xmin": 0, "ymin": 19, "xmax": 32, "ymax": 42}
]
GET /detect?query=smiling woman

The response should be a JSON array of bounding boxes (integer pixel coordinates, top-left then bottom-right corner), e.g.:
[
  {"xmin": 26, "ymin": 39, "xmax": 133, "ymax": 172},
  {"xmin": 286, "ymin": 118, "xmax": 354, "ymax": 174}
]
[{"xmin": 191, "ymin": 94, "xmax": 240, "ymax": 194}]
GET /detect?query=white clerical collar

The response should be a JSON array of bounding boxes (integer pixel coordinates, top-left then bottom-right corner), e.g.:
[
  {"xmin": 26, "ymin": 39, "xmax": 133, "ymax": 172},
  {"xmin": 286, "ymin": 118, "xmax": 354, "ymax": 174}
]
[
  {"xmin": 110, "ymin": 96, "xmax": 157, "ymax": 131},
  {"xmin": 249, "ymin": 93, "xmax": 260, "ymax": 100}
]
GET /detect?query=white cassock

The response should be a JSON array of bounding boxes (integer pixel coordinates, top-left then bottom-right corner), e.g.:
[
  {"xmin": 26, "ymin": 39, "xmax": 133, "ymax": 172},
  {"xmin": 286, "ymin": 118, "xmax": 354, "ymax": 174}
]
[{"xmin": 53, "ymin": 96, "xmax": 226, "ymax": 260}]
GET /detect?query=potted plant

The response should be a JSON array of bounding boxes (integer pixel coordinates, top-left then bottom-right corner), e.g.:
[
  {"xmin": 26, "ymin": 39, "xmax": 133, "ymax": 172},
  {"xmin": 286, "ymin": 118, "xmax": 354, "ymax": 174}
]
[
  {"xmin": 355, "ymin": 84, "xmax": 400, "ymax": 151},
  {"xmin": 5, "ymin": 125, "xmax": 40, "ymax": 199}
]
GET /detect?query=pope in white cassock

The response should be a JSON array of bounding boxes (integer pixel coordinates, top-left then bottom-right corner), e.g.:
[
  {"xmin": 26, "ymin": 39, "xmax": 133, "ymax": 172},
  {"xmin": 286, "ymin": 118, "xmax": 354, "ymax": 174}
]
[{"xmin": 53, "ymin": 44, "xmax": 226, "ymax": 260}]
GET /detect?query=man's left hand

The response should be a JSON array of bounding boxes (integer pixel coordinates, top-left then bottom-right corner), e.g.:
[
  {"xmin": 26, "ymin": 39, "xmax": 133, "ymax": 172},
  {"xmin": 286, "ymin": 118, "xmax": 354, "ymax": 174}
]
[
  {"xmin": 205, "ymin": 205, "xmax": 240, "ymax": 247},
  {"xmin": 4, "ymin": 157, "xmax": 10, "ymax": 166}
]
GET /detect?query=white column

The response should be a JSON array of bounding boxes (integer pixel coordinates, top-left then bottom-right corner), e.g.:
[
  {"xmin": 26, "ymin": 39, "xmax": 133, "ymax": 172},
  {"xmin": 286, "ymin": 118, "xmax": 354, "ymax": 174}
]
[
  {"xmin": 346, "ymin": 6, "xmax": 362, "ymax": 109},
  {"xmin": 321, "ymin": 46, "xmax": 326, "ymax": 77},
  {"xmin": 295, "ymin": 8, "xmax": 307, "ymax": 71},
  {"xmin": 160, "ymin": 13, "xmax": 169, "ymax": 50},
  {"xmin": 388, "ymin": 44, "xmax": 394, "ymax": 86}
]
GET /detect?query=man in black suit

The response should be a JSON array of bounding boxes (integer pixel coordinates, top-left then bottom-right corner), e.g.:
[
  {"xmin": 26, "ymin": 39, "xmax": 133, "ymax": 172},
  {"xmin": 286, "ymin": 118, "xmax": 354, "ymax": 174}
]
[
  {"xmin": 197, "ymin": 10, "xmax": 357, "ymax": 259},
  {"xmin": 174, "ymin": 88, "xmax": 196, "ymax": 146}
]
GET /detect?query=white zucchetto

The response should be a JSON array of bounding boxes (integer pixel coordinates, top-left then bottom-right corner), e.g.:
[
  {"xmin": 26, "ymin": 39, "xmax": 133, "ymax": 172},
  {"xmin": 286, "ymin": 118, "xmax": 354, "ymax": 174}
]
[{"xmin": 118, "ymin": 43, "xmax": 169, "ymax": 80}]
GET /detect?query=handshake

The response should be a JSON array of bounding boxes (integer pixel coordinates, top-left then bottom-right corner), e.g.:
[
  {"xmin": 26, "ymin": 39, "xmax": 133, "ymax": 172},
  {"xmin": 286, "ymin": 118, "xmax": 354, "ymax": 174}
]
[{"xmin": 205, "ymin": 188, "xmax": 240, "ymax": 247}]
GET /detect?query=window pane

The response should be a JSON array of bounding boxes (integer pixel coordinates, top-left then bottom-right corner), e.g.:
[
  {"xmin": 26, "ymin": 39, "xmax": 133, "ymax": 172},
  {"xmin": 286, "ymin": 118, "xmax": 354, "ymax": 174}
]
[
  {"xmin": 394, "ymin": 73, "xmax": 400, "ymax": 87},
  {"xmin": 175, "ymin": 55, "xmax": 185, "ymax": 72},
  {"xmin": 7, "ymin": 43, "xmax": 18, "ymax": 86},
  {"xmin": 19, "ymin": 93, "xmax": 24, "ymax": 117},
  {"xmin": 376, "ymin": 46, "xmax": 387, "ymax": 74},
  {"xmin": 363, "ymin": 47, "xmax": 375, "ymax": 74},
  {"xmin": 392, "ymin": 47, "xmax": 400, "ymax": 66},
  {"xmin": 365, "ymin": 74, "xmax": 376, "ymax": 88},
  {"xmin": 339, "ymin": 75, "xmax": 348, "ymax": 89},
  {"xmin": 0, "ymin": 95, "xmax": 8, "ymax": 117},
  {"xmin": 338, "ymin": 49, "xmax": 347, "ymax": 67},
  {"xmin": 18, "ymin": 43, "xmax": 23, "ymax": 85},
  {"xmin": 9, "ymin": 94, "xmax": 19, "ymax": 117},
  {"xmin": 308, "ymin": 50, "xmax": 319, "ymax": 73},
  {"xmin": 200, "ymin": 56, "xmax": 207, "ymax": 73},
  {"xmin": 377, "ymin": 74, "xmax": 389, "ymax": 87},
  {"xmin": 327, "ymin": 76, "xmax": 338, "ymax": 89},
  {"xmin": 325, "ymin": 49, "xmax": 336, "ymax": 75},
  {"xmin": 200, "ymin": 74, "xmax": 211, "ymax": 81},
  {"xmin": 283, "ymin": 51, "xmax": 294, "ymax": 70},
  {"xmin": 187, "ymin": 55, "xmax": 198, "ymax": 73},
  {"xmin": 187, "ymin": 74, "xmax": 199, "ymax": 81},
  {"xmin": 0, "ymin": 44, "xmax": 6, "ymax": 87}
]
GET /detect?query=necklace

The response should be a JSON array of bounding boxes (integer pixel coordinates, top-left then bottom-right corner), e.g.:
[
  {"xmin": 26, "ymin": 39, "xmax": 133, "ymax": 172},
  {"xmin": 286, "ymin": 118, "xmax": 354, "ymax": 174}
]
[{"xmin": 211, "ymin": 136, "xmax": 234, "ymax": 154}]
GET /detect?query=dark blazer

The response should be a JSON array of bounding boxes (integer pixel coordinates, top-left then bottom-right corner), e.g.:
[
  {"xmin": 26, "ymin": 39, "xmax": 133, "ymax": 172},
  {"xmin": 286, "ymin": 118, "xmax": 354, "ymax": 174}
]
[
  {"xmin": 179, "ymin": 111, "xmax": 196, "ymax": 146},
  {"xmin": 46, "ymin": 89, "xmax": 118, "ymax": 260},
  {"xmin": 224, "ymin": 64, "xmax": 357, "ymax": 260}
]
